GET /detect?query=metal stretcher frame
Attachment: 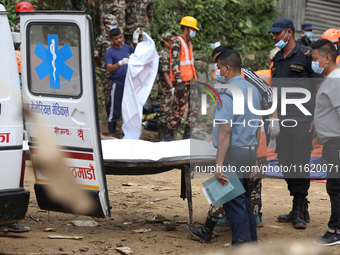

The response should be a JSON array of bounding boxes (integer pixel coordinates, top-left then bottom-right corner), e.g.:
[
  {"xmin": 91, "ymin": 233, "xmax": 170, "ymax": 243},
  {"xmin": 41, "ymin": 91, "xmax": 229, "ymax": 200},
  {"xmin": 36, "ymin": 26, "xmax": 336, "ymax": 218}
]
[{"xmin": 105, "ymin": 159, "xmax": 216, "ymax": 224}]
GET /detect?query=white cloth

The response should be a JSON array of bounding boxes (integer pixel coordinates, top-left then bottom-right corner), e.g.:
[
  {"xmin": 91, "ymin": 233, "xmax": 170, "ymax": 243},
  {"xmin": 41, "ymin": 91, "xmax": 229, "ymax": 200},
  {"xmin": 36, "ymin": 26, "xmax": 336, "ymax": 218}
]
[
  {"xmin": 101, "ymin": 139, "xmax": 217, "ymax": 162},
  {"xmin": 122, "ymin": 33, "xmax": 159, "ymax": 139}
]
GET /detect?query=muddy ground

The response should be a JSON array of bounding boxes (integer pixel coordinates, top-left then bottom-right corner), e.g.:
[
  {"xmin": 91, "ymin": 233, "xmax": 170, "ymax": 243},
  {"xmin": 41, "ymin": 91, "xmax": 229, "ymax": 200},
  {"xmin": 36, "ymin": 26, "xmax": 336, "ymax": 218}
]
[{"xmin": 1, "ymin": 128, "xmax": 340, "ymax": 255}]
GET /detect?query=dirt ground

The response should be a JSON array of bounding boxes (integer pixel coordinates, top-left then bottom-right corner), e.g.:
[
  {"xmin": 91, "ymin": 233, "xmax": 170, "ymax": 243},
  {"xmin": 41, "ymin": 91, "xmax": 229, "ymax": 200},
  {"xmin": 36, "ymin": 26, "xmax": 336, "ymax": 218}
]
[{"xmin": 1, "ymin": 128, "xmax": 340, "ymax": 255}]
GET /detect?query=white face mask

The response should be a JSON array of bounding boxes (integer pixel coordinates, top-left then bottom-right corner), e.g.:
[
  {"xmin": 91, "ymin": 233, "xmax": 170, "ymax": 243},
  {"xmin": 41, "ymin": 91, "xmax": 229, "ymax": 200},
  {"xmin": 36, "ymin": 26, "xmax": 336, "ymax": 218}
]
[
  {"xmin": 304, "ymin": 31, "xmax": 313, "ymax": 38},
  {"xmin": 189, "ymin": 29, "xmax": 196, "ymax": 38}
]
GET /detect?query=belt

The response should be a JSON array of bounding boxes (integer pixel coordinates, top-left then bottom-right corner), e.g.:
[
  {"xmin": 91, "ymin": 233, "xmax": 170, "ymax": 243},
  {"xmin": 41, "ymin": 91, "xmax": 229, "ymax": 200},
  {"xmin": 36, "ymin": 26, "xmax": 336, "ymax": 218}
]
[{"xmin": 231, "ymin": 146, "xmax": 256, "ymax": 150}]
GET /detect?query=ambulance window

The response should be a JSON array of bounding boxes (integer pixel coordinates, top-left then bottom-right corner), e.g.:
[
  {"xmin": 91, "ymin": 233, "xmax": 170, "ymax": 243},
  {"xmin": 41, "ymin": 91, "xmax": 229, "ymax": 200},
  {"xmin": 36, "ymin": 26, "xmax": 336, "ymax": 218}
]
[{"xmin": 27, "ymin": 23, "xmax": 82, "ymax": 98}]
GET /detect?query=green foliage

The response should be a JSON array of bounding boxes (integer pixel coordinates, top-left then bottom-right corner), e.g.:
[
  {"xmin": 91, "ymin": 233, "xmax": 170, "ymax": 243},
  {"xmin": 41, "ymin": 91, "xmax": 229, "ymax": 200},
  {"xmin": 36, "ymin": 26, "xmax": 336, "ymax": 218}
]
[
  {"xmin": 0, "ymin": 0, "xmax": 38, "ymax": 26},
  {"xmin": 151, "ymin": 0, "xmax": 279, "ymax": 57}
]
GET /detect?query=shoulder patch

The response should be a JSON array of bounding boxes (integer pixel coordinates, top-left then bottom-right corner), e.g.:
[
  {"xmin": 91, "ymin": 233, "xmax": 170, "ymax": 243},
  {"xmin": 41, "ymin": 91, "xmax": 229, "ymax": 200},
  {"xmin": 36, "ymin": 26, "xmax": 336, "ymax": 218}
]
[
  {"xmin": 271, "ymin": 66, "xmax": 276, "ymax": 72},
  {"xmin": 301, "ymin": 47, "xmax": 312, "ymax": 56},
  {"xmin": 216, "ymin": 99, "xmax": 223, "ymax": 111}
]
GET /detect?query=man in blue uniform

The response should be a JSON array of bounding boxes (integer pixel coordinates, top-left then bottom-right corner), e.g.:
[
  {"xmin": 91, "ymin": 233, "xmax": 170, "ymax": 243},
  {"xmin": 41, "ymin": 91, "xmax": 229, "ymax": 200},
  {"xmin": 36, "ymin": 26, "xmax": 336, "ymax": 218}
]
[
  {"xmin": 187, "ymin": 50, "xmax": 261, "ymax": 246},
  {"xmin": 105, "ymin": 28, "xmax": 135, "ymax": 136},
  {"xmin": 269, "ymin": 18, "xmax": 323, "ymax": 229}
]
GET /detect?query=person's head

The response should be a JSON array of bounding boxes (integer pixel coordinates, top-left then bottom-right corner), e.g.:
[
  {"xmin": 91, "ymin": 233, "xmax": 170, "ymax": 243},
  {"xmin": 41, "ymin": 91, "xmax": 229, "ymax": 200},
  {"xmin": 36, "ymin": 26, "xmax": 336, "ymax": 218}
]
[
  {"xmin": 212, "ymin": 45, "xmax": 234, "ymax": 62},
  {"xmin": 179, "ymin": 16, "xmax": 199, "ymax": 39},
  {"xmin": 15, "ymin": 1, "xmax": 34, "ymax": 20},
  {"xmin": 216, "ymin": 50, "xmax": 242, "ymax": 81},
  {"xmin": 103, "ymin": 14, "xmax": 118, "ymax": 35},
  {"xmin": 160, "ymin": 32, "xmax": 175, "ymax": 50},
  {"xmin": 269, "ymin": 18, "xmax": 295, "ymax": 50},
  {"xmin": 301, "ymin": 23, "xmax": 313, "ymax": 38},
  {"xmin": 321, "ymin": 28, "xmax": 340, "ymax": 52},
  {"xmin": 109, "ymin": 28, "xmax": 123, "ymax": 48},
  {"xmin": 311, "ymin": 39, "xmax": 337, "ymax": 75}
]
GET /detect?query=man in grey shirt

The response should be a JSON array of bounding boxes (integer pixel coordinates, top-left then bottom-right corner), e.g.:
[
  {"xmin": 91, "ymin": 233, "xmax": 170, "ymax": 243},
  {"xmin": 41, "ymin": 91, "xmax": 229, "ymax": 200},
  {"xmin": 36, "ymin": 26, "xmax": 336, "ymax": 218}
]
[{"xmin": 312, "ymin": 39, "xmax": 340, "ymax": 246}]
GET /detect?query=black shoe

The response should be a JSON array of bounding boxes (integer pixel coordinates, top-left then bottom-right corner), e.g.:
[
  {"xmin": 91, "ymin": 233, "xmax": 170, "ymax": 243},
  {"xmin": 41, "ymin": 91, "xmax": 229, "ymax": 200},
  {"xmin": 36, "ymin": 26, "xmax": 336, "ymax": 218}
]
[
  {"xmin": 292, "ymin": 198, "xmax": 307, "ymax": 229},
  {"xmin": 187, "ymin": 217, "xmax": 217, "ymax": 243},
  {"xmin": 182, "ymin": 125, "xmax": 190, "ymax": 140},
  {"xmin": 277, "ymin": 199, "xmax": 310, "ymax": 223},
  {"xmin": 164, "ymin": 128, "xmax": 175, "ymax": 141},
  {"xmin": 108, "ymin": 122, "xmax": 116, "ymax": 136},
  {"xmin": 315, "ymin": 231, "xmax": 340, "ymax": 246},
  {"xmin": 0, "ymin": 223, "xmax": 30, "ymax": 233},
  {"xmin": 158, "ymin": 124, "xmax": 166, "ymax": 142},
  {"xmin": 303, "ymin": 198, "xmax": 310, "ymax": 223}
]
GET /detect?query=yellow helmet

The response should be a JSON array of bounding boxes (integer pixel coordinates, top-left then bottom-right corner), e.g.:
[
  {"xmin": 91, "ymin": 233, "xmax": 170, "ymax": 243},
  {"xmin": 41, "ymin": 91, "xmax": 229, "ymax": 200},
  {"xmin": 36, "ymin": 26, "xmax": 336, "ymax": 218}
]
[{"xmin": 179, "ymin": 16, "xmax": 199, "ymax": 31}]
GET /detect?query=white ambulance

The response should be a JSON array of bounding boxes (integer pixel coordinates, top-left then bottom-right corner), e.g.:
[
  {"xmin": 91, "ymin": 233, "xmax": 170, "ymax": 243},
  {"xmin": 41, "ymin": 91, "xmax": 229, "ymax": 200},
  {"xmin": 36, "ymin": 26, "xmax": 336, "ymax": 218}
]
[{"xmin": 0, "ymin": 4, "xmax": 110, "ymax": 225}]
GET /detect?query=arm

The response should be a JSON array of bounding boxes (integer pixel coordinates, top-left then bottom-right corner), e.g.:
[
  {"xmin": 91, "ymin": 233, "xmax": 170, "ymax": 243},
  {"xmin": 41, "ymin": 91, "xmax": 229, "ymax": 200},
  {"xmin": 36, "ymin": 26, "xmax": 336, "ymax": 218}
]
[
  {"xmin": 106, "ymin": 62, "xmax": 121, "ymax": 73},
  {"xmin": 171, "ymin": 39, "xmax": 183, "ymax": 85},
  {"xmin": 161, "ymin": 72, "xmax": 173, "ymax": 89}
]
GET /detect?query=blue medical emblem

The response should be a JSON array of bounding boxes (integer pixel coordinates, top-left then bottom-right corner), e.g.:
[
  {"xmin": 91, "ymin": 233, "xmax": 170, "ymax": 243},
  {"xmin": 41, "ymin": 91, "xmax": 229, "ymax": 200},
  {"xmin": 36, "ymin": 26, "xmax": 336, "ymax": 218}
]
[{"xmin": 34, "ymin": 34, "xmax": 74, "ymax": 89}]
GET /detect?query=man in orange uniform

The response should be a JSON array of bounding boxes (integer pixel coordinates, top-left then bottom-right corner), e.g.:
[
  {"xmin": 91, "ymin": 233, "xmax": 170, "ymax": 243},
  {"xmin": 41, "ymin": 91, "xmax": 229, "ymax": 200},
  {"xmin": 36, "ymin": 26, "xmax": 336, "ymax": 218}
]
[{"xmin": 165, "ymin": 16, "xmax": 199, "ymax": 141}]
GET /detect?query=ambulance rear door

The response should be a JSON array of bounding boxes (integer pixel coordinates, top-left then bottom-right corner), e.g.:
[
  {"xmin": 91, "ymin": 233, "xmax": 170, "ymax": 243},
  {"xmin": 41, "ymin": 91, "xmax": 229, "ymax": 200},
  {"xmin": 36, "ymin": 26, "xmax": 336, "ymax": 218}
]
[{"xmin": 20, "ymin": 11, "xmax": 110, "ymax": 218}]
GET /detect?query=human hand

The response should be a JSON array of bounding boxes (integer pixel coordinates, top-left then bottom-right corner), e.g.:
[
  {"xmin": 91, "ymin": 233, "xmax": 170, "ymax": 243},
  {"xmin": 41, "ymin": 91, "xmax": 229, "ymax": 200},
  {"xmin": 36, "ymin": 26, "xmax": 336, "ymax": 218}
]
[
  {"xmin": 118, "ymin": 58, "xmax": 129, "ymax": 66},
  {"xmin": 309, "ymin": 120, "xmax": 316, "ymax": 138},
  {"xmin": 133, "ymin": 28, "xmax": 141, "ymax": 43},
  {"xmin": 268, "ymin": 118, "xmax": 280, "ymax": 139},
  {"xmin": 214, "ymin": 171, "xmax": 229, "ymax": 186},
  {"xmin": 170, "ymin": 87, "xmax": 175, "ymax": 97}
]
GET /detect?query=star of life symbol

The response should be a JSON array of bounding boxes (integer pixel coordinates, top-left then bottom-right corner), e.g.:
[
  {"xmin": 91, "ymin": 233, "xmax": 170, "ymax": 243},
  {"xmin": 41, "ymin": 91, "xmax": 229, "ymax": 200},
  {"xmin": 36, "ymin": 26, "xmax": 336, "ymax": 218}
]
[{"xmin": 34, "ymin": 34, "xmax": 74, "ymax": 89}]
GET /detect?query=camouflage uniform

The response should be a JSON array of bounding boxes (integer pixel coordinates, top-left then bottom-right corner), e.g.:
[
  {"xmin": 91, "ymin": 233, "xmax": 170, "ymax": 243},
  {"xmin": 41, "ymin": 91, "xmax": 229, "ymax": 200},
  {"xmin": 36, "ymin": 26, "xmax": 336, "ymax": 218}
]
[
  {"xmin": 158, "ymin": 33, "xmax": 175, "ymax": 126},
  {"xmin": 94, "ymin": 14, "xmax": 117, "ymax": 117},
  {"xmin": 166, "ymin": 37, "xmax": 200, "ymax": 131},
  {"xmin": 249, "ymin": 157, "xmax": 266, "ymax": 218},
  {"xmin": 100, "ymin": 0, "xmax": 126, "ymax": 34},
  {"xmin": 125, "ymin": 0, "xmax": 154, "ymax": 45},
  {"xmin": 11, "ymin": 20, "xmax": 21, "ymax": 50}
]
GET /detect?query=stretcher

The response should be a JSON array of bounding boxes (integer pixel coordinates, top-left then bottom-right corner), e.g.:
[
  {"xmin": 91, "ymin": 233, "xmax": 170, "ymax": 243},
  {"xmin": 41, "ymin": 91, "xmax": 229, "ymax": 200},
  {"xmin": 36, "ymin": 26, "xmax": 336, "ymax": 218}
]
[{"xmin": 102, "ymin": 139, "xmax": 217, "ymax": 224}]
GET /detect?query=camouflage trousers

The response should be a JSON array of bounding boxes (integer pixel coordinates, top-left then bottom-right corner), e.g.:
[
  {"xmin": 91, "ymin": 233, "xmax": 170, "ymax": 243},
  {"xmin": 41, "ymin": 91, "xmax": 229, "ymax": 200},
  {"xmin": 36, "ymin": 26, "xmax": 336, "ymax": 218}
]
[
  {"xmin": 100, "ymin": 0, "xmax": 126, "ymax": 34},
  {"xmin": 208, "ymin": 157, "xmax": 266, "ymax": 219},
  {"xmin": 158, "ymin": 87, "xmax": 174, "ymax": 126},
  {"xmin": 166, "ymin": 81, "xmax": 200, "ymax": 131},
  {"xmin": 100, "ymin": 68, "xmax": 113, "ymax": 117}
]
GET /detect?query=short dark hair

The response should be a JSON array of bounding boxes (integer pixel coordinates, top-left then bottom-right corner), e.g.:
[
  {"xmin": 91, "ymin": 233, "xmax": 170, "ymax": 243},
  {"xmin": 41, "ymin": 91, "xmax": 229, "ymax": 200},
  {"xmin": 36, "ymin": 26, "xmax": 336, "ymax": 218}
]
[
  {"xmin": 312, "ymin": 39, "xmax": 337, "ymax": 62},
  {"xmin": 285, "ymin": 27, "xmax": 295, "ymax": 35},
  {"xmin": 217, "ymin": 50, "xmax": 242, "ymax": 72},
  {"xmin": 212, "ymin": 44, "xmax": 234, "ymax": 58},
  {"xmin": 109, "ymin": 28, "xmax": 121, "ymax": 38}
]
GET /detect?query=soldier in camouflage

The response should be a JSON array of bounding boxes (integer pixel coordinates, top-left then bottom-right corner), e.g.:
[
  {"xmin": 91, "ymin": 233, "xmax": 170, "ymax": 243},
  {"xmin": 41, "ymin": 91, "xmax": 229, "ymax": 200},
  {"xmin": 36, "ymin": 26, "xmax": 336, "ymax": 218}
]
[
  {"xmin": 99, "ymin": 0, "xmax": 126, "ymax": 35},
  {"xmin": 94, "ymin": 14, "xmax": 117, "ymax": 119},
  {"xmin": 157, "ymin": 33, "xmax": 175, "ymax": 141},
  {"xmin": 165, "ymin": 16, "xmax": 200, "ymax": 141},
  {"xmin": 124, "ymin": 0, "xmax": 153, "ymax": 45}
]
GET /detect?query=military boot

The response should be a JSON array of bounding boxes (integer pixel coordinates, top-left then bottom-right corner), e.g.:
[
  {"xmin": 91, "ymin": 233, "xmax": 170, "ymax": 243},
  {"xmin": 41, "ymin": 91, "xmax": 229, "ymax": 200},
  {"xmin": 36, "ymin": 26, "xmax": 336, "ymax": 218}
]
[
  {"xmin": 164, "ymin": 128, "xmax": 175, "ymax": 141},
  {"xmin": 108, "ymin": 121, "xmax": 116, "ymax": 136},
  {"xmin": 277, "ymin": 198, "xmax": 310, "ymax": 223},
  {"xmin": 158, "ymin": 124, "xmax": 166, "ymax": 142},
  {"xmin": 187, "ymin": 217, "xmax": 218, "ymax": 243},
  {"xmin": 292, "ymin": 198, "xmax": 307, "ymax": 229}
]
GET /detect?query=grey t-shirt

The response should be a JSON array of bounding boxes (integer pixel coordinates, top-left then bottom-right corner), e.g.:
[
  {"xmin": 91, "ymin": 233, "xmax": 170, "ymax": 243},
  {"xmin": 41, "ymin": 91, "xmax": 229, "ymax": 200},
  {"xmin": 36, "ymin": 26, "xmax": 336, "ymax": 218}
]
[{"xmin": 314, "ymin": 68, "xmax": 340, "ymax": 143}]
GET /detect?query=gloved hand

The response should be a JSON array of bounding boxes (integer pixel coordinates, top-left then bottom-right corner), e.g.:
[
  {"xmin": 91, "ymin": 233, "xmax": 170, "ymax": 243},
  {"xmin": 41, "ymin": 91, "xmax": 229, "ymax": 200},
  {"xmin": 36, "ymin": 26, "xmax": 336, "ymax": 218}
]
[
  {"xmin": 176, "ymin": 82, "xmax": 185, "ymax": 98},
  {"xmin": 170, "ymin": 87, "xmax": 175, "ymax": 97},
  {"xmin": 133, "ymin": 28, "xmax": 140, "ymax": 44},
  {"xmin": 118, "ymin": 58, "xmax": 129, "ymax": 66},
  {"xmin": 268, "ymin": 118, "xmax": 280, "ymax": 139}
]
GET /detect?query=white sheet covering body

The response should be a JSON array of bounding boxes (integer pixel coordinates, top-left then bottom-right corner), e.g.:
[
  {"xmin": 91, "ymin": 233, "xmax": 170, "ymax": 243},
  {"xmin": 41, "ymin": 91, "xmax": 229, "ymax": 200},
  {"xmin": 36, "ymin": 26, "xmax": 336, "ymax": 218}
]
[
  {"xmin": 122, "ymin": 33, "xmax": 159, "ymax": 139},
  {"xmin": 102, "ymin": 139, "xmax": 217, "ymax": 162}
]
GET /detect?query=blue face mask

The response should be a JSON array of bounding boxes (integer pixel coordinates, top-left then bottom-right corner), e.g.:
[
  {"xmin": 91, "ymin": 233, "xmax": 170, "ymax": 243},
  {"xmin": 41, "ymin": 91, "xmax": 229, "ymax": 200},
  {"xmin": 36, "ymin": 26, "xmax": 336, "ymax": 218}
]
[
  {"xmin": 189, "ymin": 30, "xmax": 196, "ymax": 38},
  {"xmin": 305, "ymin": 31, "xmax": 313, "ymax": 38},
  {"xmin": 312, "ymin": 55, "xmax": 327, "ymax": 74},
  {"xmin": 275, "ymin": 31, "xmax": 290, "ymax": 49},
  {"xmin": 215, "ymin": 69, "xmax": 225, "ymax": 83}
]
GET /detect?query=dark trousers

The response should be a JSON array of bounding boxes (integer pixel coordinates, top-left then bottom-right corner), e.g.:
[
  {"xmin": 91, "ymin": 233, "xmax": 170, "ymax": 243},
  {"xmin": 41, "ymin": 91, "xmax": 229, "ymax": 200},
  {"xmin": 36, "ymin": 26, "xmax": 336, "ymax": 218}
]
[
  {"xmin": 222, "ymin": 148, "xmax": 258, "ymax": 245},
  {"xmin": 276, "ymin": 121, "xmax": 312, "ymax": 199},
  {"xmin": 323, "ymin": 139, "xmax": 340, "ymax": 230},
  {"xmin": 108, "ymin": 82, "xmax": 124, "ymax": 122}
]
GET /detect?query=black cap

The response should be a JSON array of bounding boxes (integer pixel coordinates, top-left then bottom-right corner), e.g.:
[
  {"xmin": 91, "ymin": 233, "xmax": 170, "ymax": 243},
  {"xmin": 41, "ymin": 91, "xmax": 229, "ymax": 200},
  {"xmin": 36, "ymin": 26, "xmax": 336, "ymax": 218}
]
[
  {"xmin": 301, "ymin": 23, "xmax": 312, "ymax": 30},
  {"xmin": 269, "ymin": 18, "xmax": 294, "ymax": 33}
]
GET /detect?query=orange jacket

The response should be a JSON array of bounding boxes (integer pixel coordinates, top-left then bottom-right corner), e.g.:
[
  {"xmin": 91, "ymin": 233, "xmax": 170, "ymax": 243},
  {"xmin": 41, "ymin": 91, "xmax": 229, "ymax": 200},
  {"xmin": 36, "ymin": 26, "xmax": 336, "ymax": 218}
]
[
  {"xmin": 170, "ymin": 36, "xmax": 197, "ymax": 82},
  {"xmin": 257, "ymin": 125, "xmax": 268, "ymax": 158}
]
